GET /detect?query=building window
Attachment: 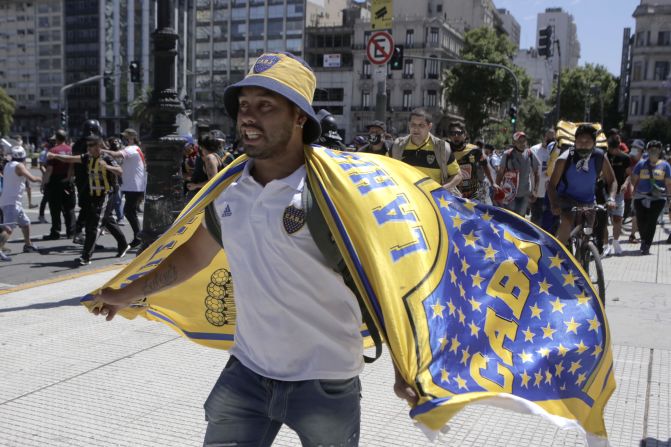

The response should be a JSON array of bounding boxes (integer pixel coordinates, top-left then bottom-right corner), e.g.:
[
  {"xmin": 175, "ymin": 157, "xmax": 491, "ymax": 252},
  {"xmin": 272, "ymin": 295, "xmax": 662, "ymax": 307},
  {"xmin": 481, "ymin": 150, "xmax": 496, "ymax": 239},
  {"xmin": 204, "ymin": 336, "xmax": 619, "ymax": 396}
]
[
  {"xmin": 632, "ymin": 62, "xmax": 642, "ymax": 81},
  {"xmin": 363, "ymin": 60, "xmax": 371, "ymax": 78},
  {"xmin": 429, "ymin": 27, "xmax": 439, "ymax": 45},
  {"xmin": 654, "ymin": 61, "xmax": 670, "ymax": 81},
  {"xmin": 658, "ymin": 31, "xmax": 671, "ymax": 46},
  {"xmin": 649, "ymin": 96, "xmax": 666, "ymax": 115},
  {"xmin": 425, "ymin": 90, "xmax": 437, "ymax": 107},
  {"xmin": 636, "ymin": 32, "xmax": 645, "ymax": 46},
  {"xmin": 402, "ymin": 90, "xmax": 413, "ymax": 110},
  {"xmin": 630, "ymin": 96, "xmax": 639, "ymax": 116},
  {"xmin": 403, "ymin": 59, "xmax": 413, "ymax": 78},
  {"xmin": 425, "ymin": 56, "xmax": 439, "ymax": 79},
  {"xmin": 405, "ymin": 29, "xmax": 414, "ymax": 47},
  {"xmin": 314, "ymin": 88, "xmax": 344, "ymax": 102},
  {"xmin": 362, "ymin": 91, "xmax": 370, "ymax": 109}
]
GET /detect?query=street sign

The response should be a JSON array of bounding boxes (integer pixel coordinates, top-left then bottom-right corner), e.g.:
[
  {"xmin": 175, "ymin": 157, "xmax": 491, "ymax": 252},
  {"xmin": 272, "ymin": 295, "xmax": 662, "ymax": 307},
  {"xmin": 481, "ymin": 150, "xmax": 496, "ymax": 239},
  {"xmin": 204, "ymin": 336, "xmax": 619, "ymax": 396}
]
[
  {"xmin": 366, "ymin": 31, "xmax": 394, "ymax": 65},
  {"xmin": 371, "ymin": 0, "xmax": 392, "ymax": 30}
]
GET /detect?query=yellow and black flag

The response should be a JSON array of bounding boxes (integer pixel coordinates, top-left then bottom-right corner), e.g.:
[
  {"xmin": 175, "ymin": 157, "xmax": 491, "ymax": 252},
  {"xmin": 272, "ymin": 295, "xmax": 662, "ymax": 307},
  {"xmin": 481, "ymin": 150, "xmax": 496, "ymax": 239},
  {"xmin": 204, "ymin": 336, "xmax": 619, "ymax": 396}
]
[{"xmin": 82, "ymin": 146, "xmax": 615, "ymax": 444}]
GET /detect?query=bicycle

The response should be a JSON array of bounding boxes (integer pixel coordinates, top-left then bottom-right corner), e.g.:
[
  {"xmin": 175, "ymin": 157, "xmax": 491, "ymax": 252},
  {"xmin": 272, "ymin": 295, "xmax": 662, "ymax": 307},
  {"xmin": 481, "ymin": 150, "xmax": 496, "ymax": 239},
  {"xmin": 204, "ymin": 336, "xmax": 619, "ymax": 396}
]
[{"xmin": 568, "ymin": 204, "xmax": 606, "ymax": 307}]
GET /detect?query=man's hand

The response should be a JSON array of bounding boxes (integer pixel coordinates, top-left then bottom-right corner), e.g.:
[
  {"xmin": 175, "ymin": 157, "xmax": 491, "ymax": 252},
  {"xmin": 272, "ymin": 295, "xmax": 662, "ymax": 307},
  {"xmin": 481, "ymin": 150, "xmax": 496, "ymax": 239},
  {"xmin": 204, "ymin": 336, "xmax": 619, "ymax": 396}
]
[
  {"xmin": 91, "ymin": 287, "xmax": 136, "ymax": 321},
  {"xmin": 551, "ymin": 205, "xmax": 561, "ymax": 216},
  {"xmin": 606, "ymin": 199, "xmax": 616, "ymax": 210},
  {"xmin": 46, "ymin": 152, "xmax": 55, "ymax": 160},
  {"xmin": 394, "ymin": 377, "xmax": 418, "ymax": 406}
]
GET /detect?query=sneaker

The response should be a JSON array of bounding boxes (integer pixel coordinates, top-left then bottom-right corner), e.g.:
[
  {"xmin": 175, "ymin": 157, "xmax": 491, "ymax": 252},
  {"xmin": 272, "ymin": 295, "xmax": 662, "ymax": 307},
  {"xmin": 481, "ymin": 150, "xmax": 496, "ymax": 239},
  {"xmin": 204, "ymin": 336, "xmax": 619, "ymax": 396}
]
[
  {"xmin": 76, "ymin": 257, "xmax": 91, "ymax": 266},
  {"xmin": 602, "ymin": 244, "xmax": 613, "ymax": 257},
  {"xmin": 117, "ymin": 220, "xmax": 126, "ymax": 226},
  {"xmin": 42, "ymin": 233, "xmax": 60, "ymax": 240},
  {"xmin": 23, "ymin": 244, "xmax": 40, "ymax": 253},
  {"xmin": 116, "ymin": 244, "xmax": 130, "ymax": 258},
  {"xmin": 613, "ymin": 240, "xmax": 623, "ymax": 256},
  {"xmin": 640, "ymin": 243, "xmax": 650, "ymax": 255},
  {"xmin": 0, "ymin": 251, "xmax": 10, "ymax": 262},
  {"xmin": 129, "ymin": 238, "xmax": 142, "ymax": 248},
  {"xmin": 72, "ymin": 234, "xmax": 85, "ymax": 245}
]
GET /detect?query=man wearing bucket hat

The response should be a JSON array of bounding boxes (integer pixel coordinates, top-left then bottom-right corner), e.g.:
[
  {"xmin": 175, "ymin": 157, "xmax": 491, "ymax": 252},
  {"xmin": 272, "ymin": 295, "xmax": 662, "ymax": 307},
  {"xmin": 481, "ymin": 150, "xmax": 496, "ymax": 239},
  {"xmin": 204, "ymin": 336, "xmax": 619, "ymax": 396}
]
[{"xmin": 92, "ymin": 52, "xmax": 415, "ymax": 446}]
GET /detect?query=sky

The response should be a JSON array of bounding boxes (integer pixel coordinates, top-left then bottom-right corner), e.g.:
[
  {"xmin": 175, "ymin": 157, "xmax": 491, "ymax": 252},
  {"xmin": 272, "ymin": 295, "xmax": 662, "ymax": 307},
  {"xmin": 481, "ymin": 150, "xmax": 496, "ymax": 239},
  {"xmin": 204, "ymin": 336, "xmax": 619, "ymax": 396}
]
[{"xmin": 494, "ymin": 0, "xmax": 640, "ymax": 75}]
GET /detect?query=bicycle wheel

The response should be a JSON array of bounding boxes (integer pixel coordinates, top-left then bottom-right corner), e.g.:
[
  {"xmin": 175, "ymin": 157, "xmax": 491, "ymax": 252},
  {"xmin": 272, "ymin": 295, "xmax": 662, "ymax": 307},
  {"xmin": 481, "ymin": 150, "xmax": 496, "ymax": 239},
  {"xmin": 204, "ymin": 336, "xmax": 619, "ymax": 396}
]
[{"xmin": 584, "ymin": 241, "xmax": 606, "ymax": 307}]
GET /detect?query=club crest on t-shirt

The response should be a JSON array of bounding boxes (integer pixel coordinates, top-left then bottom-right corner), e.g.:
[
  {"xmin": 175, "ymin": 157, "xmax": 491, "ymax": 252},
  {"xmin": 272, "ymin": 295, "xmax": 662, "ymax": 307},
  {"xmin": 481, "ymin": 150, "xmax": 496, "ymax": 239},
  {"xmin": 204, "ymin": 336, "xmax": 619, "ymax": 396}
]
[{"xmin": 283, "ymin": 205, "xmax": 305, "ymax": 234}]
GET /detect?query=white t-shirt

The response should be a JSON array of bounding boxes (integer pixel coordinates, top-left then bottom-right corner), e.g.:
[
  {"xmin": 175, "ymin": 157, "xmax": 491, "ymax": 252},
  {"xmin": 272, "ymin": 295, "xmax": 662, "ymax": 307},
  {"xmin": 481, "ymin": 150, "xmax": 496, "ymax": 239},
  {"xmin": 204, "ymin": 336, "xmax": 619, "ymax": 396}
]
[
  {"xmin": 0, "ymin": 161, "xmax": 25, "ymax": 207},
  {"xmin": 119, "ymin": 145, "xmax": 147, "ymax": 192},
  {"xmin": 531, "ymin": 143, "xmax": 550, "ymax": 197},
  {"xmin": 213, "ymin": 162, "xmax": 364, "ymax": 381}
]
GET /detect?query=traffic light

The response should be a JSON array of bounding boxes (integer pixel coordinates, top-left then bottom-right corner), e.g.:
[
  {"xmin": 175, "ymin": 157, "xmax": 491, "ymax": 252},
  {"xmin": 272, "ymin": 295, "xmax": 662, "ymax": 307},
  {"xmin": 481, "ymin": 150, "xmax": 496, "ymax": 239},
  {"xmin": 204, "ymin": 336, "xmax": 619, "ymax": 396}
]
[
  {"xmin": 60, "ymin": 110, "xmax": 68, "ymax": 128},
  {"xmin": 389, "ymin": 45, "xmax": 404, "ymax": 70},
  {"xmin": 538, "ymin": 25, "xmax": 553, "ymax": 58},
  {"xmin": 509, "ymin": 106, "xmax": 517, "ymax": 125},
  {"xmin": 129, "ymin": 60, "xmax": 141, "ymax": 83}
]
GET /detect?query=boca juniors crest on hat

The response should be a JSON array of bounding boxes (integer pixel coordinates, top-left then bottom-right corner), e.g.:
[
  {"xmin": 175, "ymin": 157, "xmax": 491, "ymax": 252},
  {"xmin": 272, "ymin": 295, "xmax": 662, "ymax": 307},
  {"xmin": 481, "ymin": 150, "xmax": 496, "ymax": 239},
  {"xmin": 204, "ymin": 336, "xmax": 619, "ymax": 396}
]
[{"xmin": 283, "ymin": 205, "xmax": 306, "ymax": 234}]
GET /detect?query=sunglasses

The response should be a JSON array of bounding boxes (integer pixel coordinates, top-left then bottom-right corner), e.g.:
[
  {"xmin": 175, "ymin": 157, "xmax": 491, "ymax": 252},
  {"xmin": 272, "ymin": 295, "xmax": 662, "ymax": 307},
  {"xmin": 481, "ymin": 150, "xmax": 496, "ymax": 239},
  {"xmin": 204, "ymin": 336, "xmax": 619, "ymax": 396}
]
[{"xmin": 448, "ymin": 130, "xmax": 464, "ymax": 136}]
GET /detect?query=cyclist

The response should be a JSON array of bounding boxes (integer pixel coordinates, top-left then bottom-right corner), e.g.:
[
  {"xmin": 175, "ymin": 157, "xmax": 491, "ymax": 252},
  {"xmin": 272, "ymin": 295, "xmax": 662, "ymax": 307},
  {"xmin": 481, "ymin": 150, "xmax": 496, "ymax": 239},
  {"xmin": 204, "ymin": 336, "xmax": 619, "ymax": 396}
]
[
  {"xmin": 445, "ymin": 121, "xmax": 495, "ymax": 202},
  {"xmin": 548, "ymin": 124, "xmax": 618, "ymax": 246},
  {"xmin": 630, "ymin": 140, "xmax": 671, "ymax": 255}
]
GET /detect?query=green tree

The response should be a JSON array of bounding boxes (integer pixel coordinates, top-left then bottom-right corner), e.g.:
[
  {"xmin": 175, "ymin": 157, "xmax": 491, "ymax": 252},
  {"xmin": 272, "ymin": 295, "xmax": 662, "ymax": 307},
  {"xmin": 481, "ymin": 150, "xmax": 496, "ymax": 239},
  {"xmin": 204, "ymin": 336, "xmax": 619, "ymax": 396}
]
[
  {"xmin": 519, "ymin": 95, "xmax": 549, "ymax": 144},
  {"xmin": 0, "ymin": 87, "xmax": 16, "ymax": 135},
  {"xmin": 129, "ymin": 87, "xmax": 153, "ymax": 136},
  {"xmin": 640, "ymin": 115, "xmax": 671, "ymax": 142},
  {"xmin": 551, "ymin": 64, "xmax": 621, "ymax": 129},
  {"xmin": 443, "ymin": 27, "xmax": 529, "ymax": 139}
]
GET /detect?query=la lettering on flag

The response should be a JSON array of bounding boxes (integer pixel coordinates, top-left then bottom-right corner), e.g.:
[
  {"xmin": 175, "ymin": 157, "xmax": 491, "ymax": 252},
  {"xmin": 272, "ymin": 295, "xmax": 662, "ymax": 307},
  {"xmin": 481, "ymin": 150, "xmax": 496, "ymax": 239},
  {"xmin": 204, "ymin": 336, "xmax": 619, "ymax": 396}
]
[{"xmin": 83, "ymin": 147, "xmax": 615, "ymax": 445}]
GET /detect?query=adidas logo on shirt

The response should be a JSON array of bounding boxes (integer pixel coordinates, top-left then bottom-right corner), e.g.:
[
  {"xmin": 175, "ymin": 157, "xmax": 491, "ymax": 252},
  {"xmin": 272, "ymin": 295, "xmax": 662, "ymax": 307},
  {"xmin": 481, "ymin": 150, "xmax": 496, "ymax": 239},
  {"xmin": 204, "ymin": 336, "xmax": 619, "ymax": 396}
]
[{"xmin": 222, "ymin": 204, "xmax": 232, "ymax": 218}]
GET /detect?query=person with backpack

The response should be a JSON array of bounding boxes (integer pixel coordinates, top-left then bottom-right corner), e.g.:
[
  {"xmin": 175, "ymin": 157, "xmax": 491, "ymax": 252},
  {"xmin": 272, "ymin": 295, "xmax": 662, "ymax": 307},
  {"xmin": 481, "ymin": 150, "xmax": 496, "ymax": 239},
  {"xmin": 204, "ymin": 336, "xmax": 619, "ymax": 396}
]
[
  {"xmin": 93, "ymin": 53, "xmax": 413, "ymax": 446},
  {"xmin": 629, "ymin": 140, "xmax": 671, "ymax": 255},
  {"xmin": 390, "ymin": 108, "xmax": 462, "ymax": 192},
  {"xmin": 494, "ymin": 131, "xmax": 541, "ymax": 216},
  {"xmin": 186, "ymin": 131, "xmax": 235, "ymax": 194},
  {"xmin": 547, "ymin": 124, "xmax": 618, "ymax": 246},
  {"xmin": 445, "ymin": 121, "xmax": 495, "ymax": 202}
]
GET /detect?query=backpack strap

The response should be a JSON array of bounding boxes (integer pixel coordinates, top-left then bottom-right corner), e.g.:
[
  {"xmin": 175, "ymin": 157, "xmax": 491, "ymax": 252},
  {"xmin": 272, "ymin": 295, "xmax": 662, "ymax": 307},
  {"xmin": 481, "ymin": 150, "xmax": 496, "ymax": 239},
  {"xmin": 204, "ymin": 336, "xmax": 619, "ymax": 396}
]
[
  {"xmin": 205, "ymin": 202, "xmax": 223, "ymax": 249},
  {"xmin": 303, "ymin": 178, "xmax": 383, "ymax": 364}
]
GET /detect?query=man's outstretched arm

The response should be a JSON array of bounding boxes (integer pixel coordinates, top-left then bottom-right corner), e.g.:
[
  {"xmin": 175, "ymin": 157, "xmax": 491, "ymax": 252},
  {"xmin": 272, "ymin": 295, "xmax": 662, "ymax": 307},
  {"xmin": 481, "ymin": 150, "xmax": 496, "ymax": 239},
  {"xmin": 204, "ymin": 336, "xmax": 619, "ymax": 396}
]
[{"xmin": 93, "ymin": 223, "xmax": 221, "ymax": 320}]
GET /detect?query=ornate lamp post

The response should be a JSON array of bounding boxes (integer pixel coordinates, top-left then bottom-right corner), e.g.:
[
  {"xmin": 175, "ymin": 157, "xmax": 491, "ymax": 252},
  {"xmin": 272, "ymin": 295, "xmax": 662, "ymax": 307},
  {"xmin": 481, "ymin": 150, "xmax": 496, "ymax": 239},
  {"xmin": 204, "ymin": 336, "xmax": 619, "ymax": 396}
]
[{"xmin": 141, "ymin": 0, "xmax": 186, "ymax": 249}]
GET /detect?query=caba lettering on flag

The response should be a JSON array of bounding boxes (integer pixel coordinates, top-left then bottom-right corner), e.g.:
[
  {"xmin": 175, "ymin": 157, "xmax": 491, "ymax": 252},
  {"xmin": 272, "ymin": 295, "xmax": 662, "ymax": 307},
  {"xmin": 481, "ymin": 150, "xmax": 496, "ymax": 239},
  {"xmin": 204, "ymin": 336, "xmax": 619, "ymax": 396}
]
[{"xmin": 82, "ymin": 147, "xmax": 615, "ymax": 445}]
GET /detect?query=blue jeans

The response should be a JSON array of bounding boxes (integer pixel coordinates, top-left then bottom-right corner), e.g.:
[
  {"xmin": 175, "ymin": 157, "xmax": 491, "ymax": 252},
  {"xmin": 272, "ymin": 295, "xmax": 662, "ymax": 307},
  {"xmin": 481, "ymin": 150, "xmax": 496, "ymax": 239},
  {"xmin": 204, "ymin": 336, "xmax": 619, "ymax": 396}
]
[{"xmin": 203, "ymin": 356, "xmax": 361, "ymax": 447}]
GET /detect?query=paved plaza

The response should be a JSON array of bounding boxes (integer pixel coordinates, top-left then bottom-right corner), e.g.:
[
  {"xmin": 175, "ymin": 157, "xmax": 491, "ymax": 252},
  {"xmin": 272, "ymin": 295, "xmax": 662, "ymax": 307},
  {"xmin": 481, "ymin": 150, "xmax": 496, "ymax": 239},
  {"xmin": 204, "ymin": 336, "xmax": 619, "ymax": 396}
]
[{"xmin": 1, "ymin": 219, "xmax": 670, "ymax": 446}]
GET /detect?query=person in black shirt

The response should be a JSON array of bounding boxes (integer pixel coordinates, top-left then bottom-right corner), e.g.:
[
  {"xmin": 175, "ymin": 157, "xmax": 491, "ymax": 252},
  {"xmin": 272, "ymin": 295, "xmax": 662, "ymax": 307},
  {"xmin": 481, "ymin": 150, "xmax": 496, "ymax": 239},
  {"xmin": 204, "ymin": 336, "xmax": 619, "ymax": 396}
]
[
  {"xmin": 603, "ymin": 135, "xmax": 632, "ymax": 256},
  {"xmin": 71, "ymin": 119, "xmax": 103, "ymax": 244},
  {"xmin": 48, "ymin": 134, "xmax": 129, "ymax": 265}
]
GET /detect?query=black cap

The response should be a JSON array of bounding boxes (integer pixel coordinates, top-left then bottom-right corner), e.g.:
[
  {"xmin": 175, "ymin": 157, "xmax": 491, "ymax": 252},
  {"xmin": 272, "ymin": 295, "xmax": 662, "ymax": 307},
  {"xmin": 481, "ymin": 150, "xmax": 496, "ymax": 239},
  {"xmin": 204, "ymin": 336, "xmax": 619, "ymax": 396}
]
[{"xmin": 366, "ymin": 120, "xmax": 386, "ymax": 132}]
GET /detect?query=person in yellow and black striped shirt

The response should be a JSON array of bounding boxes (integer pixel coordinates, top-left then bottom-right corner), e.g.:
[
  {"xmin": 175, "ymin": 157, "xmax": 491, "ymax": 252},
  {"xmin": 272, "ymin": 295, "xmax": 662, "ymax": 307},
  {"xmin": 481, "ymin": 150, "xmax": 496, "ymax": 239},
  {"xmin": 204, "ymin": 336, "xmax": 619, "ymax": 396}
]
[
  {"xmin": 47, "ymin": 134, "xmax": 129, "ymax": 266},
  {"xmin": 390, "ymin": 108, "xmax": 462, "ymax": 193},
  {"xmin": 446, "ymin": 121, "xmax": 497, "ymax": 202}
]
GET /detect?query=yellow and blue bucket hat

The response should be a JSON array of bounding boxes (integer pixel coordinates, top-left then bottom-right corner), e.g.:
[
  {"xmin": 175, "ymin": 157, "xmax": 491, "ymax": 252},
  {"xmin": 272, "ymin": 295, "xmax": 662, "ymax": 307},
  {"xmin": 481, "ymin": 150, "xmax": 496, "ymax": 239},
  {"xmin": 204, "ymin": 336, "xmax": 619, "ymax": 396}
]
[{"xmin": 224, "ymin": 52, "xmax": 321, "ymax": 143}]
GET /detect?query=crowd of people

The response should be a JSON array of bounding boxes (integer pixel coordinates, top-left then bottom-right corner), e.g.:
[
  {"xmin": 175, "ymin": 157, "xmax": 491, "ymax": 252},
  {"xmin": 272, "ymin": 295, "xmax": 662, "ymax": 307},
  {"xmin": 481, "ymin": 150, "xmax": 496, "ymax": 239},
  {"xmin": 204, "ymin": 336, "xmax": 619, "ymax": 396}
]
[{"xmin": 318, "ymin": 112, "xmax": 671, "ymax": 257}]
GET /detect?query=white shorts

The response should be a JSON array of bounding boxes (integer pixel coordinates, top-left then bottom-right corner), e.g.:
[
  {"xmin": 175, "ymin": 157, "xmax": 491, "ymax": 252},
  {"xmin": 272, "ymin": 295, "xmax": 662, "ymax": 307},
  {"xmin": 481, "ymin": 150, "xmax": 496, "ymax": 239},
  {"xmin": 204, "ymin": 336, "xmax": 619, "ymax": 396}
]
[
  {"xmin": 608, "ymin": 192, "xmax": 625, "ymax": 218},
  {"xmin": 0, "ymin": 204, "xmax": 30, "ymax": 229}
]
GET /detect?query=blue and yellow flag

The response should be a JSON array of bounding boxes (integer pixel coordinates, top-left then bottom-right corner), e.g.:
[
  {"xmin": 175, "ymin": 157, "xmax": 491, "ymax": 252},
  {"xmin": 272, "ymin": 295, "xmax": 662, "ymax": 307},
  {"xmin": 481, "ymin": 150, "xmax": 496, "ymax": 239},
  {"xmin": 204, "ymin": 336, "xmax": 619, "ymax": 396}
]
[{"xmin": 82, "ymin": 146, "xmax": 614, "ymax": 443}]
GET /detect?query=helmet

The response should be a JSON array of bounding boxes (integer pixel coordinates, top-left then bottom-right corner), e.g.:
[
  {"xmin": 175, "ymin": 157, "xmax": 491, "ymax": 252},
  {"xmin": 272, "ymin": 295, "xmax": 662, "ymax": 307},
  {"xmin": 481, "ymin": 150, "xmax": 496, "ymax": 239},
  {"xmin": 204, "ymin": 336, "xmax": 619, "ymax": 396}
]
[
  {"xmin": 10, "ymin": 146, "xmax": 26, "ymax": 160},
  {"xmin": 316, "ymin": 109, "xmax": 342, "ymax": 141},
  {"xmin": 82, "ymin": 119, "xmax": 102, "ymax": 137}
]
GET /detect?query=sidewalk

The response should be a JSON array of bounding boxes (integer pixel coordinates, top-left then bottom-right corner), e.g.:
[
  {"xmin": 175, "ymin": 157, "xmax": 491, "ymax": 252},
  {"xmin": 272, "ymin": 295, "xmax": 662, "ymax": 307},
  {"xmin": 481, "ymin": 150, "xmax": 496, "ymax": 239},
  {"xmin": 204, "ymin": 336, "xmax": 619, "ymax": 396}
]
[{"xmin": 0, "ymin": 223, "xmax": 670, "ymax": 446}]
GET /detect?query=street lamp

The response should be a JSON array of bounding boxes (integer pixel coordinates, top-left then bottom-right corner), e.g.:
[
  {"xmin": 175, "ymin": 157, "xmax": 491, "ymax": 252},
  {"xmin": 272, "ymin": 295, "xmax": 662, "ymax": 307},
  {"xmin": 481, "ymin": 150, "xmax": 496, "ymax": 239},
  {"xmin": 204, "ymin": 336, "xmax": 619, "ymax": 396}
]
[{"xmin": 140, "ymin": 0, "xmax": 187, "ymax": 249}]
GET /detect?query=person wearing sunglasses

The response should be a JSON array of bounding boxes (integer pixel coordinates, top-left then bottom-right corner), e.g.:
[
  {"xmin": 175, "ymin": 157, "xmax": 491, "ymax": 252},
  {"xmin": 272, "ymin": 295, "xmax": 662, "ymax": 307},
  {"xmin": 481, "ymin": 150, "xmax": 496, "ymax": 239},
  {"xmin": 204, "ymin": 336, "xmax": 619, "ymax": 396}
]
[
  {"xmin": 445, "ymin": 121, "xmax": 495, "ymax": 203},
  {"xmin": 47, "ymin": 134, "xmax": 130, "ymax": 265}
]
